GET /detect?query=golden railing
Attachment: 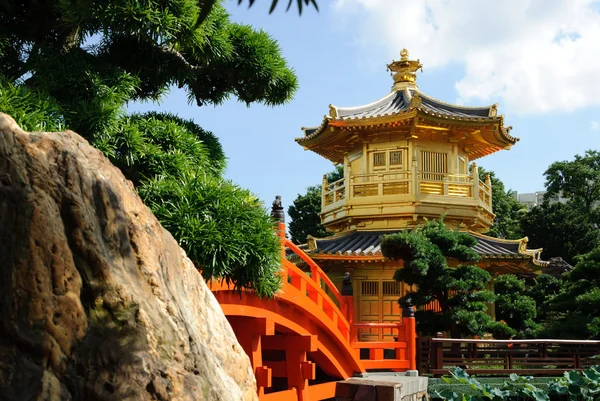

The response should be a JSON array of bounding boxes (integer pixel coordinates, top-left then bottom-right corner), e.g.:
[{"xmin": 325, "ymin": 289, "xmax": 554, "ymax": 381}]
[
  {"xmin": 417, "ymin": 172, "xmax": 473, "ymax": 197},
  {"xmin": 350, "ymin": 171, "xmax": 411, "ymax": 198},
  {"xmin": 322, "ymin": 170, "xmax": 492, "ymax": 211},
  {"xmin": 322, "ymin": 177, "xmax": 345, "ymax": 206}
]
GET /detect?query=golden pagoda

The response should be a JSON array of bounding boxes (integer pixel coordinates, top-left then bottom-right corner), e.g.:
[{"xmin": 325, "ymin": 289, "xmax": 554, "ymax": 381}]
[{"xmin": 295, "ymin": 50, "xmax": 547, "ymax": 330}]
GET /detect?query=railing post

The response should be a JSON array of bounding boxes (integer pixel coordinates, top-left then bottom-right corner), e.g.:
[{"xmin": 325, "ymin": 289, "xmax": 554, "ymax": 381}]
[
  {"xmin": 403, "ymin": 304, "xmax": 417, "ymax": 372},
  {"xmin": 341, "ymin": 272, "xmax": 355, "ymax": 343},
  {"xmin": 271, "ymin": 196, "xmax": 288, "ymax": 277},
  {"xmin": 485, "ymin": 173, "xmax": 492, "ymax": 207},
  {"xmin": 434, "ymin": 332, "xmax": 444, "ymax": 372},
  {"xmin": 472, "ymin": 162, "xmax": 479, "ymax": 201},
  {"xmin": 346, "ymin": 158, "xmax": 351, "ymax": 200},
  {"xmin": 310, "ymin": 265, "xmax": 320, "ymax": 286},
  {"xmin": 412, "ymin": 161, "xmax": 418, "ymax": 195},
  {"xmin": 321, "ymin": 174, "xmax": 328, "ymax": 207}
]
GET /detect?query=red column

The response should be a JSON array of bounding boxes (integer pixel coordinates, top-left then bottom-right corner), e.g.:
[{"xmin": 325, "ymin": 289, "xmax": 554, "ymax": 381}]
[
  {"xmin": 342, "ymin": 295, "xmax": 355, "ymax": 344},
  {"xmin": 403, "ymin": 306, "xmax": 417, "ymax": 371}
]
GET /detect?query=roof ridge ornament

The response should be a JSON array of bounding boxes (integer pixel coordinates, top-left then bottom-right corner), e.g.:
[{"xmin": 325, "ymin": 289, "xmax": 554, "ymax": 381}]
[
  {"xmin": 329, "ymin": 104, "xmax": 338, "ymax": 119},
  {"xmin": 409, "ymin": 92, "xmax": 422, "ymax": 109},
  {"xmin": 387, "ymin": 48, "xmax": 423, "ymax": 87}
]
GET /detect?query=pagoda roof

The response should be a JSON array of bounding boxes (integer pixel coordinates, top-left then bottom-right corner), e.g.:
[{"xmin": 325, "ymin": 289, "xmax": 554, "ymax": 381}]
[
  {"xmin": 296, "ymin": 89, "xmax": 518, "ymax": 162},
  {"xmin": 334, "ymin": 90, "xmax": 492, "ymax": 121},
  {"xmin": 295, "ymin": 230, "xmax": 545, "ymax": 266}
]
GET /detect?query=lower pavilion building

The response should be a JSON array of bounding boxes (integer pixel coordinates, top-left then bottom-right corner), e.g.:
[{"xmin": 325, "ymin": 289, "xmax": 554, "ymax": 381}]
[{"xmin": 293, "ymin": 49, "xmax": 548, "ymax": 336}]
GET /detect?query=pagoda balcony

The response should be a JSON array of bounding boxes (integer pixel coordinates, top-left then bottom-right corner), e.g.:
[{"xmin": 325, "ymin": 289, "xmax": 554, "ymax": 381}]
[{"xmin": 321, "ymin": 167, "xmax": 493, "ymax": 231}]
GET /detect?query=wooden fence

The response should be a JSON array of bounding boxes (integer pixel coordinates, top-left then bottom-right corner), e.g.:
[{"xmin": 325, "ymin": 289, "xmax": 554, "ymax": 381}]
[{"xmin": 418, "ymin": 337, "xmax": 600, "ymax": 376}]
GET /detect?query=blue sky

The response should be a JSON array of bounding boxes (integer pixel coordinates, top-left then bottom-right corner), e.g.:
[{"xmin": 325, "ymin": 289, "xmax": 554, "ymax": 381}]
[{"xmin": 130, "ymin": 0, "xmax": 600, "ymax": 216}]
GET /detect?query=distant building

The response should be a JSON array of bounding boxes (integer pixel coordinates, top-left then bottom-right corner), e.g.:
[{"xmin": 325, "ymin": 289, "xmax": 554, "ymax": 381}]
[{"xmin": 512, "ymin": 191, "xmax": 568, "ymax": 210}]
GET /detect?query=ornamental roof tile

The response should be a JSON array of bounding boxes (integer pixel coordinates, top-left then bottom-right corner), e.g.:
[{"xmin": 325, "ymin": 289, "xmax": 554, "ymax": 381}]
[
  {"xmin": 295, "ymin": 89, "xmax": 512, "ymax": 148},
  {"xmin": 299, "ymin": 230, "xmax": 534, "ymax": 260},
  {"xmin": 332, "ymin": 90, "xmax": 492, "ymax": 121}
]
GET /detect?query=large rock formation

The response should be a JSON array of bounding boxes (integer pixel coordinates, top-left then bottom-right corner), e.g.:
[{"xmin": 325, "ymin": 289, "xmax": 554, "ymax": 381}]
[{"xmin": 0, "ymin": 113, "xmax": 258, "ymax": 401}]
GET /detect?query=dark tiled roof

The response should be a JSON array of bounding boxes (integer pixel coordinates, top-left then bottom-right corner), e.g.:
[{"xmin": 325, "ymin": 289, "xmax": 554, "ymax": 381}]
[
  {"xmin": 420, "ymin": 93, "xmax": 491, "ymax": 118},
  {"xmin": 304, "ymin": 230, "xmax": 527, "ymax": 259},
  {"xmin": 335, "ymin": 91, "xmax": 410, "ymax": 120},
  {"xmin": 333, "ymin": 90, "xmax": 492, "ymax": 121}
]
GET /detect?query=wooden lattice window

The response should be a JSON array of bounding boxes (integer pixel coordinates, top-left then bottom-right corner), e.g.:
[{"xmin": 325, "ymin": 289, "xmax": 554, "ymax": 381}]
[
  {"xmin": 382, "ymin": 281, "xmax": 401, "ymax": 296},
  {"xmin": 421, "ymin": 151, "xmax": 448, "ymax": 180},
  {"xmin": 389, "ymin": 151, "xmax": 402, "ymax": 166},
  {"xmin": 373, "ymin": 152, "xmax": 386, "ymax": 167},
  {"xmin": 361, "ymin": 281, "xmax": 379, "ymax": 296}
]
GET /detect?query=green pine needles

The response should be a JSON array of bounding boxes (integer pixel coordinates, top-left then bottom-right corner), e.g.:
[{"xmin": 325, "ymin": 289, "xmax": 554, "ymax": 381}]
[
  {"xmin": 381, "ymin": 219, "xmax": 502, "ymax": 338},
  {"xmin": 0, "ymin": 0, "xmax": 297, "ymax": 297},
  {"xmin": 140, "ymin": 172, "xmax": 282, "ymax": 297}
]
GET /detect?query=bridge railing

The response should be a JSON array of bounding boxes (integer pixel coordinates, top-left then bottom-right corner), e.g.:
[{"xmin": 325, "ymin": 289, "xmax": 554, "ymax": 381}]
[
  {"xmin": 421, "ymin": 336, "xmax": 600, "ymax": 376},
  {"xmin": 280, "ymin": 224, "xmax": 417, "ymax": 373},
  {"xmin": 284, "ymin": 239, "xmax": 347, "ymax": 312},
  {"xmin": 352, "ymin": 320, "xmax": 416, "ymax": 371},
  {"xmin": 283, "ymin": 236, "xmax": 351, "ymax": 342}
]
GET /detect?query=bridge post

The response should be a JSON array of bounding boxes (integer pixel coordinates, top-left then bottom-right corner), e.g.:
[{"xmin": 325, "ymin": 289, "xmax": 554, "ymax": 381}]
[
  {"xmin": 228, "ymin": 317, "xmax": 275, "ymax": 397},
  {"xmin": 341, "ymin": 272, "xmax": 356, "ymax": 345},
  {"xmin": 271, "ymin": 196, "xmax": 288, "ymax": 275},
  {"xmin": 403, "ymin": 304, "xmax": 417, "ymax": 371},
  {"xmin": 263, "ymin": 335, "xmax": 317, "ymax": 401}
]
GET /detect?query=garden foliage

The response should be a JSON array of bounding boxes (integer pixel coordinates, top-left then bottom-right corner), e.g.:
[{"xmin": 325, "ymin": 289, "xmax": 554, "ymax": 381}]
[
  {"xmin": 494, "ymin": 275, "xmax": 541, "ymax": 339},
  {"xmin": 477, "ymin": 167, "xmax": 526, "ymax": 240},
  {"xmin": 434, "ymin": 367, "xmax": 600, "ymax": 401},
  {"xmin": 543, "ymin": 247, "xmax": 600, "ymax": 339},
  {"xmin": 380, "ymin": 219, "xmax": 501, "ymax": 338},
  {"xmin": 0, "ymin": 0, "xmax": 299, "ymax": 296},
  {"xmin": 287, "ymin": 165, "xmax": 343, "ymax": 244}
]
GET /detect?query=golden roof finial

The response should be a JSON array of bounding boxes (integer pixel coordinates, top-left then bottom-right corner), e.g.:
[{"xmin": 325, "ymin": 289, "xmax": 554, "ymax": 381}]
[{"xmin": 387, "ymin": 48, "xmax": 423, "ymax": 85}]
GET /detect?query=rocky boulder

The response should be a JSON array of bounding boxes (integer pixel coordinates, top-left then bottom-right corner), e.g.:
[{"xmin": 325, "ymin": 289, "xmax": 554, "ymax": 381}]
[{"xmin": 0, "ymin": 113, "xmax": 257, "ymax": 401}]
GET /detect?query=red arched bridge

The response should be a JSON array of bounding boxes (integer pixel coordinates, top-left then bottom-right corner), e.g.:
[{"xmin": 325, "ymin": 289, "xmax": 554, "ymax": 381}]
[{"xmin": 210, "ymin": 223, "xmax": 416, "ymax": 401}]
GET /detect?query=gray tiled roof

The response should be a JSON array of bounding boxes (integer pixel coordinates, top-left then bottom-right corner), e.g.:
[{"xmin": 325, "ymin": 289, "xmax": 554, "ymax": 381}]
[
  {"xmin": 328, "ymin": 90, "xmax": 492, "ymax": 123},
  {"xmin": 336, "ymin": 91, "xmax": 410, "ymax": 120},
  {"xmin": 305, "ymin": 230, "xmax": 524, "ymax": 258}
]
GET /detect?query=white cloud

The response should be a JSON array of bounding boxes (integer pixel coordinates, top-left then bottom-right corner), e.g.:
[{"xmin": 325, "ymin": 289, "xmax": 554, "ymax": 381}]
[
  {"xmin": 332, "ymin": 0, "xmax": 600, "ymax": 115},
  {"xmin": 591, "ymin": 121, "xmax": 599, "ymax": 131}
]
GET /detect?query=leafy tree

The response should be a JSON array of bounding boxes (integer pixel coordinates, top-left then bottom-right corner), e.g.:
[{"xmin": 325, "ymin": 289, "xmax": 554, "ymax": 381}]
[
  {"xmin": 288, "ymin": 186, "xmax": 330, "ymax": 244},
  {"xmin": 288, "ymin": 165, "xmax": 343, "ymax": 244},
  {"xmin": 199, "ymin": 0, "xmax": 319, "ymax": 26},
  {"xmin": 544, "ymin": 247, "xmax": 600, "ymax": 339},
  {"xmin": 519, "ymin": 201, "xmax": 600, "ymax": 265},
  {"xmin": 98, "ymin": 112, "xmax": 225, "ymax": 187},
  {"xmin": 4, "ymin": 4, "xmax": 297, "ymax": 134},
  {"xmin": 380, "ymin": 219, "xmax": 498, "ymax": 338},
  {"xmin": 477, "ymin": 167, "xmax": 526, "ymax": 239},
  {"xmin": 527, "ymin": 274, "xmax": 562, "ymax": 317},
  {"xmin": 140, "ymin": 172, "xmax": 282, "ymax": 297},
  {"xmin": 0, "ymin": 0, "xmax": 299, "ymax": 296},
  {"xmin": 545, "ymin": 150, "xmax": 600, "ymax": 213},
  {"xmin": 493, "ymin": 275, "xmax": 541, "ymax": 338},
  {"xmin": 0, "ymin": 78, "xmax": 66, "ymax": 132}
]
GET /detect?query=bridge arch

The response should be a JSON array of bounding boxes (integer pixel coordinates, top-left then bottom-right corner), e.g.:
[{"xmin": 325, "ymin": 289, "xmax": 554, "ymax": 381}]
[{"xmin": 210, "ymin": 231, "xmax": 416, "ymax": 401}]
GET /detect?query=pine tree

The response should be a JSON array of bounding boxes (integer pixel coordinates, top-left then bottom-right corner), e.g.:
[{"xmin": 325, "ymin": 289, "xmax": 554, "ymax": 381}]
[
  {"xmin": 381, "ymin": 219, "xmax": 500, "ymax": 338},
  {"xmin": 0, "ymin": 0, "xmax": 300, "ymax": 296}
]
